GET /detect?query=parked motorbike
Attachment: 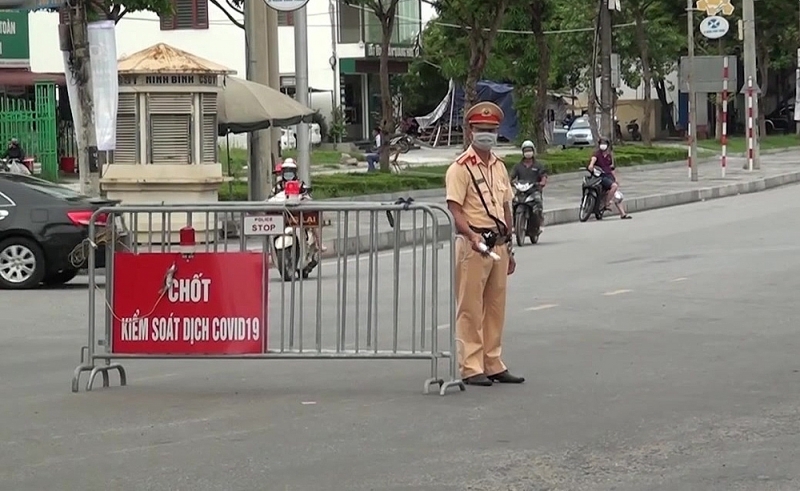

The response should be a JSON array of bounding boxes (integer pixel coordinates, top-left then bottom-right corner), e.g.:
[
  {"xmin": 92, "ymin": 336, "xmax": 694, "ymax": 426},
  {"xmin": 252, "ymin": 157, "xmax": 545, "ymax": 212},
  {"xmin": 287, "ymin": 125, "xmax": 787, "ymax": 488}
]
[
  {"xmin": 579, "ymin": 167, "xmax": 608, "ymax": 222},
  {"xmin": 266, "ymin": 190, "xmax": 320, "ymax": 281},
  {"xmin": 512, "ymin": 181, "xmax": 542, "ymax": 245},
  {"xmin": 627, "ymin": 119, "xmax": 642, "ymax": 141},
  {"xmin": 0, "ymin": 158, "xmax": 30, "ymax": 175},
  {"xmin": 389, "ymin": 132, "xmax": 413, "ymax": 154}
]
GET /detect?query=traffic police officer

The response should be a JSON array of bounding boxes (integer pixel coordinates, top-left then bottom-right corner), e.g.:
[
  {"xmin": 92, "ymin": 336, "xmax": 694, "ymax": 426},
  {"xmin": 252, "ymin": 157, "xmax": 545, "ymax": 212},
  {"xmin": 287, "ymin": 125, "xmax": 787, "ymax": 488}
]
[{"xmin": 445, "ymin": 102, "xmax": 525, "ymax": 387}]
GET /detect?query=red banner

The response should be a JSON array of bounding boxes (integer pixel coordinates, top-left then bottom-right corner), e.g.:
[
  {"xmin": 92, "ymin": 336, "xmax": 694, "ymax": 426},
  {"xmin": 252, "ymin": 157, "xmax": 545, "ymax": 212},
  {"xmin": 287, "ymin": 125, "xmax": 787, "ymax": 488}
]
[{"xmin": 111, "ymin": 252, "xmax": 266, "ymax": 355}]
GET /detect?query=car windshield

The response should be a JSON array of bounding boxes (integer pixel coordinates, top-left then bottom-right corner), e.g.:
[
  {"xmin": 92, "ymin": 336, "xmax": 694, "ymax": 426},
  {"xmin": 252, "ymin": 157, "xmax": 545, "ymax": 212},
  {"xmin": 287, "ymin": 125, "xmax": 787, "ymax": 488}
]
[
  {"xmin": 0, "ymin": 173, "xmax": 87, "ymax": 201},
  {"xmin": 570, "ymin": 120, "xmax": 590, "ymax": 130}
]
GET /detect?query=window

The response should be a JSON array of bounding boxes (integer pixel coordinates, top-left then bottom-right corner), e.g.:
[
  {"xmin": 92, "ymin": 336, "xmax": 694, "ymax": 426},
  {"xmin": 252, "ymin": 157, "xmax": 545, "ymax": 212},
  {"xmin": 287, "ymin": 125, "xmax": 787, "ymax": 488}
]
[
  {"xmin": 160, "ymin": 0, "xmax": 209, "ymax": 31},
  {"xmin": 115, "ymin": 93, "xmax": 139, "ymax": 164},
  {"xmin": 146, "ymin": 94, "xmax": 193, "ymax": 164},
  {"xmin": 278, "ymin": 11, "xmax": 294, "ymax": 26}
]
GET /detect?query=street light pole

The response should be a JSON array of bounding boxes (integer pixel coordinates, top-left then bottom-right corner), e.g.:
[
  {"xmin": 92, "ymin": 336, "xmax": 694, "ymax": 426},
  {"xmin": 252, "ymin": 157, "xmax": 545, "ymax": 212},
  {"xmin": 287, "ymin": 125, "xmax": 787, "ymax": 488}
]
[{"xmin": 687, "ymin": 0, "xmax": 698, "ymax": 182}]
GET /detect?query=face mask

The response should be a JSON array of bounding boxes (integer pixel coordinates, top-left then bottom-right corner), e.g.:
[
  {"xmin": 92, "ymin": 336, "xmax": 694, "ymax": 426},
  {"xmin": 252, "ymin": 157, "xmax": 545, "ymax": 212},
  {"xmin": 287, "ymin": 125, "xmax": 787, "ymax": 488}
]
[
  {"xmin": 599, "ymin": 144, "xmax": 608, "ymax": 151},
  {"xmin": 523, "ymin": 151, "xmax": 534, "ymax": 159},
  {"xmin": 283, "ymin": 172, "xmax": 297, "ymax": 181},
  {"xmin": 472, "ymin": 132, "xmax": 497, "ymax": 151}
]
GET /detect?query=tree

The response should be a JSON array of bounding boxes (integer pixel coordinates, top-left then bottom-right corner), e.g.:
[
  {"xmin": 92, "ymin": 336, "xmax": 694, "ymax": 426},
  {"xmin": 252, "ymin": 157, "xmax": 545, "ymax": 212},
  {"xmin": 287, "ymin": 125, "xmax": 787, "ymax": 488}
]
[
  {"xmin": 615, "ymin": 0, "xmax": 683, "ymax": 144},
  {"xmin": 427, "ymin": 0, "xmax": 510, "ymax": 144},
  {"xmin": 89, "ymin": 0, "xmax": 171, "ymax": 22},
  {"xmin": 494, "ymin": 0, "xmax": 551, "ymax": 150},
  {"xmin": 347, "ymin": 0, "xmax": 401, "ymax": 172}
]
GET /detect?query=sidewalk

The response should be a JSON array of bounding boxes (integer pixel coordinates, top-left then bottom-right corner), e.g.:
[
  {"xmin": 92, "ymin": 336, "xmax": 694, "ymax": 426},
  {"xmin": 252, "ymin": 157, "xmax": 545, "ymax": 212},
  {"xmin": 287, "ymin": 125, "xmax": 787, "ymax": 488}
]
[{"xmin": 314, "ymin": 150, "xmax": 800, "ymax": 256}]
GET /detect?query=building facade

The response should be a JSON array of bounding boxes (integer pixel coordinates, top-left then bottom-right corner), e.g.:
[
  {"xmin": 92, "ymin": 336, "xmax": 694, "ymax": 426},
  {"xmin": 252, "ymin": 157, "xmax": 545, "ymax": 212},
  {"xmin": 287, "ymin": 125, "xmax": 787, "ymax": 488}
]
[{"xmin": 28, "ymin": 0, "xmax": 428, "ymax": 141}]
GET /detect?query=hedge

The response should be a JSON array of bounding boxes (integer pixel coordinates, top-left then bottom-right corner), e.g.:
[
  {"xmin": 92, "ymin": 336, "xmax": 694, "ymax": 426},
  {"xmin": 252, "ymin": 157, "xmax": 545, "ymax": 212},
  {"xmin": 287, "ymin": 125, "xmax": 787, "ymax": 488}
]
[{"xmin": 219, "ymin": 146, "xmax": 686, "ymax": 201}]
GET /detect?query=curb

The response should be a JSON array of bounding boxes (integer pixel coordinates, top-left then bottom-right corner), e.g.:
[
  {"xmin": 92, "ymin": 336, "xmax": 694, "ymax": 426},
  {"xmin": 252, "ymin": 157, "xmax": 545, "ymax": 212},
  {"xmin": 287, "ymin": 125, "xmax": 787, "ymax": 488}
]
[
  {"xmin": 79, "ymin": 170, "xmax": 800, "ymax": 274},
  {"xmin": 318, "ymin": 169, "xmax": 800, "ymax": 258}
]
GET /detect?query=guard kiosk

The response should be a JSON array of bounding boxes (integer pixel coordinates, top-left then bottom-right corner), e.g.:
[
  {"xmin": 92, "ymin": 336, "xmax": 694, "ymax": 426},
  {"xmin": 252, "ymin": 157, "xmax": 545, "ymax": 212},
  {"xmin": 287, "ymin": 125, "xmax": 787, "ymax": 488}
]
[{"xmin": 101, "ymin": 43, "xmax": 232, "ymax": 243}]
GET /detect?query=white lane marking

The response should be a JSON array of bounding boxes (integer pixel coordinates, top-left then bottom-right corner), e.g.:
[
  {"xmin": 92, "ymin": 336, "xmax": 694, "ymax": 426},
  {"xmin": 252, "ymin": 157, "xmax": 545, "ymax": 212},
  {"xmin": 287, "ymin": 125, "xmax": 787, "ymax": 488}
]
[
  {"xmin": 603, "ymin": 289, "xmax": 632, "ymax": 296},
  {"xmin": 525, "ymin": 304, "xmax": 559, "ymax": 311},
  {"xmin": 670, "ymin": 277, "xmax": 688, "ymax": 282}
]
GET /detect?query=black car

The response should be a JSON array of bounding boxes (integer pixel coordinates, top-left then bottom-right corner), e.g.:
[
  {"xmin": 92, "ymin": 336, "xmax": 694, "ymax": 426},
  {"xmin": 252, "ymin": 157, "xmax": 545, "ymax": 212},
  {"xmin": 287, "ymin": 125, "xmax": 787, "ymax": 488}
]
[{"xmin": 0, "ymin": 173, "xmax": 126, "ymax": 289}]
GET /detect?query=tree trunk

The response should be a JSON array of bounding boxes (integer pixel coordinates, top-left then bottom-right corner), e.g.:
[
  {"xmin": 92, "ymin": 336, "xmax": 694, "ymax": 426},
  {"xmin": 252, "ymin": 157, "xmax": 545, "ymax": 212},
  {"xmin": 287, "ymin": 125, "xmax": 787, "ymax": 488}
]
[
  {"xmin": 461, "ymin": 0, "xmax": 509, "ymax": 149},
  {"xmin": 531, "ymin": 0, "xmax": 550, "ymax": 151},
  {"xmin": 633, "ymin": 10, "xmax": 652, "ymax": 145},
  {"xmin": 462, "ymin": 37, "xmax": 483, "ymax": 148},
  {"xmin": 654, "ymin": 78, "xmax": 676, "ymax": 135},
  {"xmin": 757, "ymin": 46, "xmax": 769, "ymax": 137},
  {"xmin": 378, "ymin": 4, "xmax": 398, "ymax": 172},
  {"xmin": 68, "ymin": 1, "xmax": 100, "ymax": 196}
]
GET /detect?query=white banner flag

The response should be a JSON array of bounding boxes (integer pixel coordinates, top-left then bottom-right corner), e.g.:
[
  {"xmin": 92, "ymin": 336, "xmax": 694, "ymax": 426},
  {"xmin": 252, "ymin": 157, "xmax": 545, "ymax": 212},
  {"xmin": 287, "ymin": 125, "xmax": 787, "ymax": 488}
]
[
  {"xmin": 88, "ymin": 20, "xmax": 119, "ymax": 151},
  {"xmin": 62, "ymin": 20, "xmax": 119, "ymax": 151}
]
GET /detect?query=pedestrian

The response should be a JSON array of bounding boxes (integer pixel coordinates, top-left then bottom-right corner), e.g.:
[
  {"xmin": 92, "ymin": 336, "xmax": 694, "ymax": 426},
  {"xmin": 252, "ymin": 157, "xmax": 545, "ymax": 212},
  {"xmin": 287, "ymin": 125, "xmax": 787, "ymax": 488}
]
[
  {"xmin": 364, "ymin": 127, "xmax": 381, "ymax": 171},
  {"xmin": 444, "ymin": 101, "xmax": 525, "ymax": 387}
]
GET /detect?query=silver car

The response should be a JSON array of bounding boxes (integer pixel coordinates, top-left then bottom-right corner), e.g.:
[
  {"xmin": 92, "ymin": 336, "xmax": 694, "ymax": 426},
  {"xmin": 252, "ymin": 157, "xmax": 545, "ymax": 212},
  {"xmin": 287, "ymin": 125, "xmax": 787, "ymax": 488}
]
[{"xmin": 564, "ymin": 118, "xmax": 594, "ymax": 148}]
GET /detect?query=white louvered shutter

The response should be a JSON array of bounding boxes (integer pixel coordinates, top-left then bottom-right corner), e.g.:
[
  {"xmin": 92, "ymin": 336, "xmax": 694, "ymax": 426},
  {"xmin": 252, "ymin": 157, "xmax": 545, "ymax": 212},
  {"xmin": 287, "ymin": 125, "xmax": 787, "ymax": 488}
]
[
  {"xmin": 148, "ymin": 94, "xmax": 192, "ymax": 164},
  {"xmin": 114, "ymin": 93, "xmax": 137, "ymax": 163},
  {"xmin": 201, "ymin": 93, "xmax": 217, "ymax": 163}
]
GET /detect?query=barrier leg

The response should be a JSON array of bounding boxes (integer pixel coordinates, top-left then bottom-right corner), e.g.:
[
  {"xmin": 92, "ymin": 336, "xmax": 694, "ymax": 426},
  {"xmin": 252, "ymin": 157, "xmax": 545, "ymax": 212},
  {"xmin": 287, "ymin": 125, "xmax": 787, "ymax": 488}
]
[
  {"xmin": 423, "ymin": 356, "xmax": 445, "ymax": 395},
  {"xmin": 71, "ymin": 346, "xmax": 94, "ymax": 393},
  {"xmin": 86, "ymin": 363, "xmax": 127, "ymax": 391}
]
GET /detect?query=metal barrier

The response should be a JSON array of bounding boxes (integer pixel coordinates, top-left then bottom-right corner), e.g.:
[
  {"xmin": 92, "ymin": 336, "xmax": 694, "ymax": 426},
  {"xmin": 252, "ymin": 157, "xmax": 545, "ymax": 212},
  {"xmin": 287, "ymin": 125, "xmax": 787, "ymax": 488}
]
[{"xmin": 70, "ymin": 200, "xmax": 465, "ymax": 396}]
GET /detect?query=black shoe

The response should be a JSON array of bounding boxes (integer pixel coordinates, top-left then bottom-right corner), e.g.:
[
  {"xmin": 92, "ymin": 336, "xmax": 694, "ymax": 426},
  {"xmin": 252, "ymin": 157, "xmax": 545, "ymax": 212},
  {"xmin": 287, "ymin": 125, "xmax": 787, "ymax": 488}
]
[
  {"xmin": 488, "ymin": 370, "xmax": 525, "ymax": 384},
  {"xmin": 463, "ymin": 374, "xmax": 493, "ymax": 386}
]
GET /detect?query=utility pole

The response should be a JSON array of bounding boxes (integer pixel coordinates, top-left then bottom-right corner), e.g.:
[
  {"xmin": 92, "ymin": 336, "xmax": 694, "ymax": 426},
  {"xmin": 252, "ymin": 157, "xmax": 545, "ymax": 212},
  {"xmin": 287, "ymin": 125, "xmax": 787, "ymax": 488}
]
[
  {"xmin": 266, "ymin": 8, "xmax": 280, "ymax": 190},
  {"xmin": 687, "ymin": 0, "xmax": 698, "ymax": 181},
  {"xmin": 742, "ymin": 0, "xmax": 760, "ymax": 168},
  {"xmin": 67, "ymin": 1, "xmax": 100, "ymax": 196},
  {"xmin": 294, "ymin": 5, "xmax": 311, "ymax": 184},
  {"xmin": 599, "ymin": 0, "xmax": 613, "ymax": 138},
  {"xmin": 245, "ymin": 0, "xmax": 271, "ymax": 200}
]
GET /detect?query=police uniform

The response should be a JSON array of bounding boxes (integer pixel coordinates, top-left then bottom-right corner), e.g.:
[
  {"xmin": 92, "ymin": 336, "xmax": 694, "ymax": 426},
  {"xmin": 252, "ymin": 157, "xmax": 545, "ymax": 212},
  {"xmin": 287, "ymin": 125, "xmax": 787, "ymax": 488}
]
[{"xmin": 445, "ymin": 102, "xmax": 525, "ymax": 387}]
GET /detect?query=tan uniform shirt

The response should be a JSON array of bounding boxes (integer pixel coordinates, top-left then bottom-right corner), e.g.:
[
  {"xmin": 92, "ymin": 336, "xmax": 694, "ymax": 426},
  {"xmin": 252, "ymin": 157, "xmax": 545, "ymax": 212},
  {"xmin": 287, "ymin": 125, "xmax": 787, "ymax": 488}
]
[{"xmin": 445, "ymin": 147, "xmax": 512, "ymax": 230}]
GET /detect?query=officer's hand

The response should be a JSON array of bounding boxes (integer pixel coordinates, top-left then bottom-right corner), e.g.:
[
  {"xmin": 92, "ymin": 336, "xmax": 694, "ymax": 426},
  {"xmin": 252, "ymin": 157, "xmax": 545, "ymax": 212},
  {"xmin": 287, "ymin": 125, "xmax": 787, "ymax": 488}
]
[
  {"xmin": 507, "ymin": 255, "xmax": 516, "ymax": 275},
  {"xmin": 469, "ymin": 233, "xmax": 484, "ymax": 253}
]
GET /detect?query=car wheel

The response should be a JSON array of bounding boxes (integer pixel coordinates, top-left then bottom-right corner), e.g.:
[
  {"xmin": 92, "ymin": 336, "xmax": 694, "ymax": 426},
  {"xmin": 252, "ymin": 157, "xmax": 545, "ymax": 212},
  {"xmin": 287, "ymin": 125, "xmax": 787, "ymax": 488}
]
[
  {"xmin": 43, "ymin": 269, "xmax": 79, "ymax": 287},
  {"xmin": 0, "ymin": 237, "xmax": 46, "ymax": 289}
]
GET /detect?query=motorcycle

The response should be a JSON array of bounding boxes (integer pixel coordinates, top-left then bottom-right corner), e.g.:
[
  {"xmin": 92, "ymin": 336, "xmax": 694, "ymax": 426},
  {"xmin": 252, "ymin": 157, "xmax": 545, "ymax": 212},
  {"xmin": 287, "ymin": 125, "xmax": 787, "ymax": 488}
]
[
  {"xmin": 266, "ymin": 190, "xmax": 320, "ymax": 281},
  {"xmin": 579, "ymin": 167, "xmax": 608, "ymax": 222},
  {"xmin": 627, "ymin": 119, "xmax": 642, "ymax": 141},
  {"xmin": 389, "ymin": 132, "xmax": 413, "ymax": 154},
  {"xmin": 512, "ymin": 181, "xmax": 543, "ymax": 245},
  {"xmin": 0, "ymin": 158, "xmax": 31, "ymax": 175}
]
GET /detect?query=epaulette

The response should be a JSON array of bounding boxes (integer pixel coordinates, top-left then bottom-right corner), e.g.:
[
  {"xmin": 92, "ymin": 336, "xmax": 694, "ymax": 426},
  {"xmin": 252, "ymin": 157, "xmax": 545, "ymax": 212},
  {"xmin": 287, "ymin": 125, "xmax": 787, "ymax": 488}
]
[{"xmin": 454, "ymin": 150, "xmax": 477, "ymax": 166}]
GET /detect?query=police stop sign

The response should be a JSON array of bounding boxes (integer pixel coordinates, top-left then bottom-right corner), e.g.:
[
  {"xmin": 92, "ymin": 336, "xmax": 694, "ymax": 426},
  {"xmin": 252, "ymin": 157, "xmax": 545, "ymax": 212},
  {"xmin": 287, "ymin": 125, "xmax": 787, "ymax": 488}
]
[{"xmin": 243, "ymin": 214, "xmax": 285, "ymax": 236}]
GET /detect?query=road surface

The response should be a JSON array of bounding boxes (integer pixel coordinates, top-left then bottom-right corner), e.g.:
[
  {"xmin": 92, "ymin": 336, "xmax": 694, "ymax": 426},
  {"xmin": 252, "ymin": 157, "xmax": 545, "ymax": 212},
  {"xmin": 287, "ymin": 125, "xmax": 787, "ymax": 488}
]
[{"xmin": 2, "ymin": 184, "xmax": 800, "ymax": 490}]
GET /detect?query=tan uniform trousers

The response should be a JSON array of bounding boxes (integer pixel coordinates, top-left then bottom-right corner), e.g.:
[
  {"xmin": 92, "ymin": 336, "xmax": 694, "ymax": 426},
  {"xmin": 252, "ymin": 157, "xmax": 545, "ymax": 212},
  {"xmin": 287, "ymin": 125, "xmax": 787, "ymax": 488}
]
[{"xmin": 455, "ymin": 235, "xmax": 509, "ymax": 378}]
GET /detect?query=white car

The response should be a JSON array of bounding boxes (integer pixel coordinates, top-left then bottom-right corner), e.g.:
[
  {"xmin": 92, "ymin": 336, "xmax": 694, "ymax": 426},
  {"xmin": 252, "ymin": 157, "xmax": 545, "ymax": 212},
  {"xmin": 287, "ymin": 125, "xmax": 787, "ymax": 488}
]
[{"xmin": 565, "ymin": 118, "xmax": 594, "ymax": 148}]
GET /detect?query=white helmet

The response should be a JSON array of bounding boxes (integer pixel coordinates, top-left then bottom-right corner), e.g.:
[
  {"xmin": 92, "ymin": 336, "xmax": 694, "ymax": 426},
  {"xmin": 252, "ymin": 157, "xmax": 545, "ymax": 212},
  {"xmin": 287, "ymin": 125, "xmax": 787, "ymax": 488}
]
[
  {"xmin": 521, "ymin": 140, "xmax": 535, "ymax": 153},
  {"xmin": 282, "ymin": 158, "xmax": 297, "ymax": 169}
]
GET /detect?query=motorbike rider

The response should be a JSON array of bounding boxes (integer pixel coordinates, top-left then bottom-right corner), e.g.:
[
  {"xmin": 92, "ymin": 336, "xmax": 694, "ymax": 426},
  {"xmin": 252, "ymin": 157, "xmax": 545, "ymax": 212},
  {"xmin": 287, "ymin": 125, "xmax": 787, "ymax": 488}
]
[
  {"xmin": 587, "ymin": 137, "xmax": 631, "ymax": 219},
  {"xmin": 271, "ymin": 158, "xmax": 328, "ymax": 251},
  {"xmin": 509, "ymin": 140, "xmax": 547, "ymax": 236},
  {"xmin": 3, "ymin": 138, "xmax": 25, "ymax": 161}
]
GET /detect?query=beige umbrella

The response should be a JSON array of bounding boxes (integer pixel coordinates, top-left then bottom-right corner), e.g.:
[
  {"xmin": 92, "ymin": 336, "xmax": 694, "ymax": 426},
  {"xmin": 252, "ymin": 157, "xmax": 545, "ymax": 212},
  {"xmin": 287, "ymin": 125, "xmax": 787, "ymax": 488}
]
[{"xmin": 217, "ymin": 76, "xmax": 315, "ymax": 135}]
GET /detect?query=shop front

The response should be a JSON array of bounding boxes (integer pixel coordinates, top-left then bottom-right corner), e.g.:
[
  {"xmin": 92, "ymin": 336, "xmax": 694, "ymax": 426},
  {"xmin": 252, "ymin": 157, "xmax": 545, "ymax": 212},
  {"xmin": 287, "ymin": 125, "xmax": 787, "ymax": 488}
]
[{"xmin": 338, "ymin": 43, "xmax": 418, "ymax": 141}]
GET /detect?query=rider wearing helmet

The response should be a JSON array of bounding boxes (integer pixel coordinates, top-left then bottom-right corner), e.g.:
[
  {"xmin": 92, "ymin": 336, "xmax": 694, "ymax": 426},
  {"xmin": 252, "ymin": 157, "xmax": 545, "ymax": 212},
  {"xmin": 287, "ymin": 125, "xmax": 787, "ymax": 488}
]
[
  {"xmin": 270, "ymin": 158, "xmax": 328, "ymax": 250},
  {"xmin": 509, "ymin": 140, "xmax": 547, "ymax": 234},
  {"xmin": 587, "ymin": 137, "xmax": 631, "ymax": 219},
  {"xmin": 510, "ymin": 140, "xmax": 547, "ymax": 188}
]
